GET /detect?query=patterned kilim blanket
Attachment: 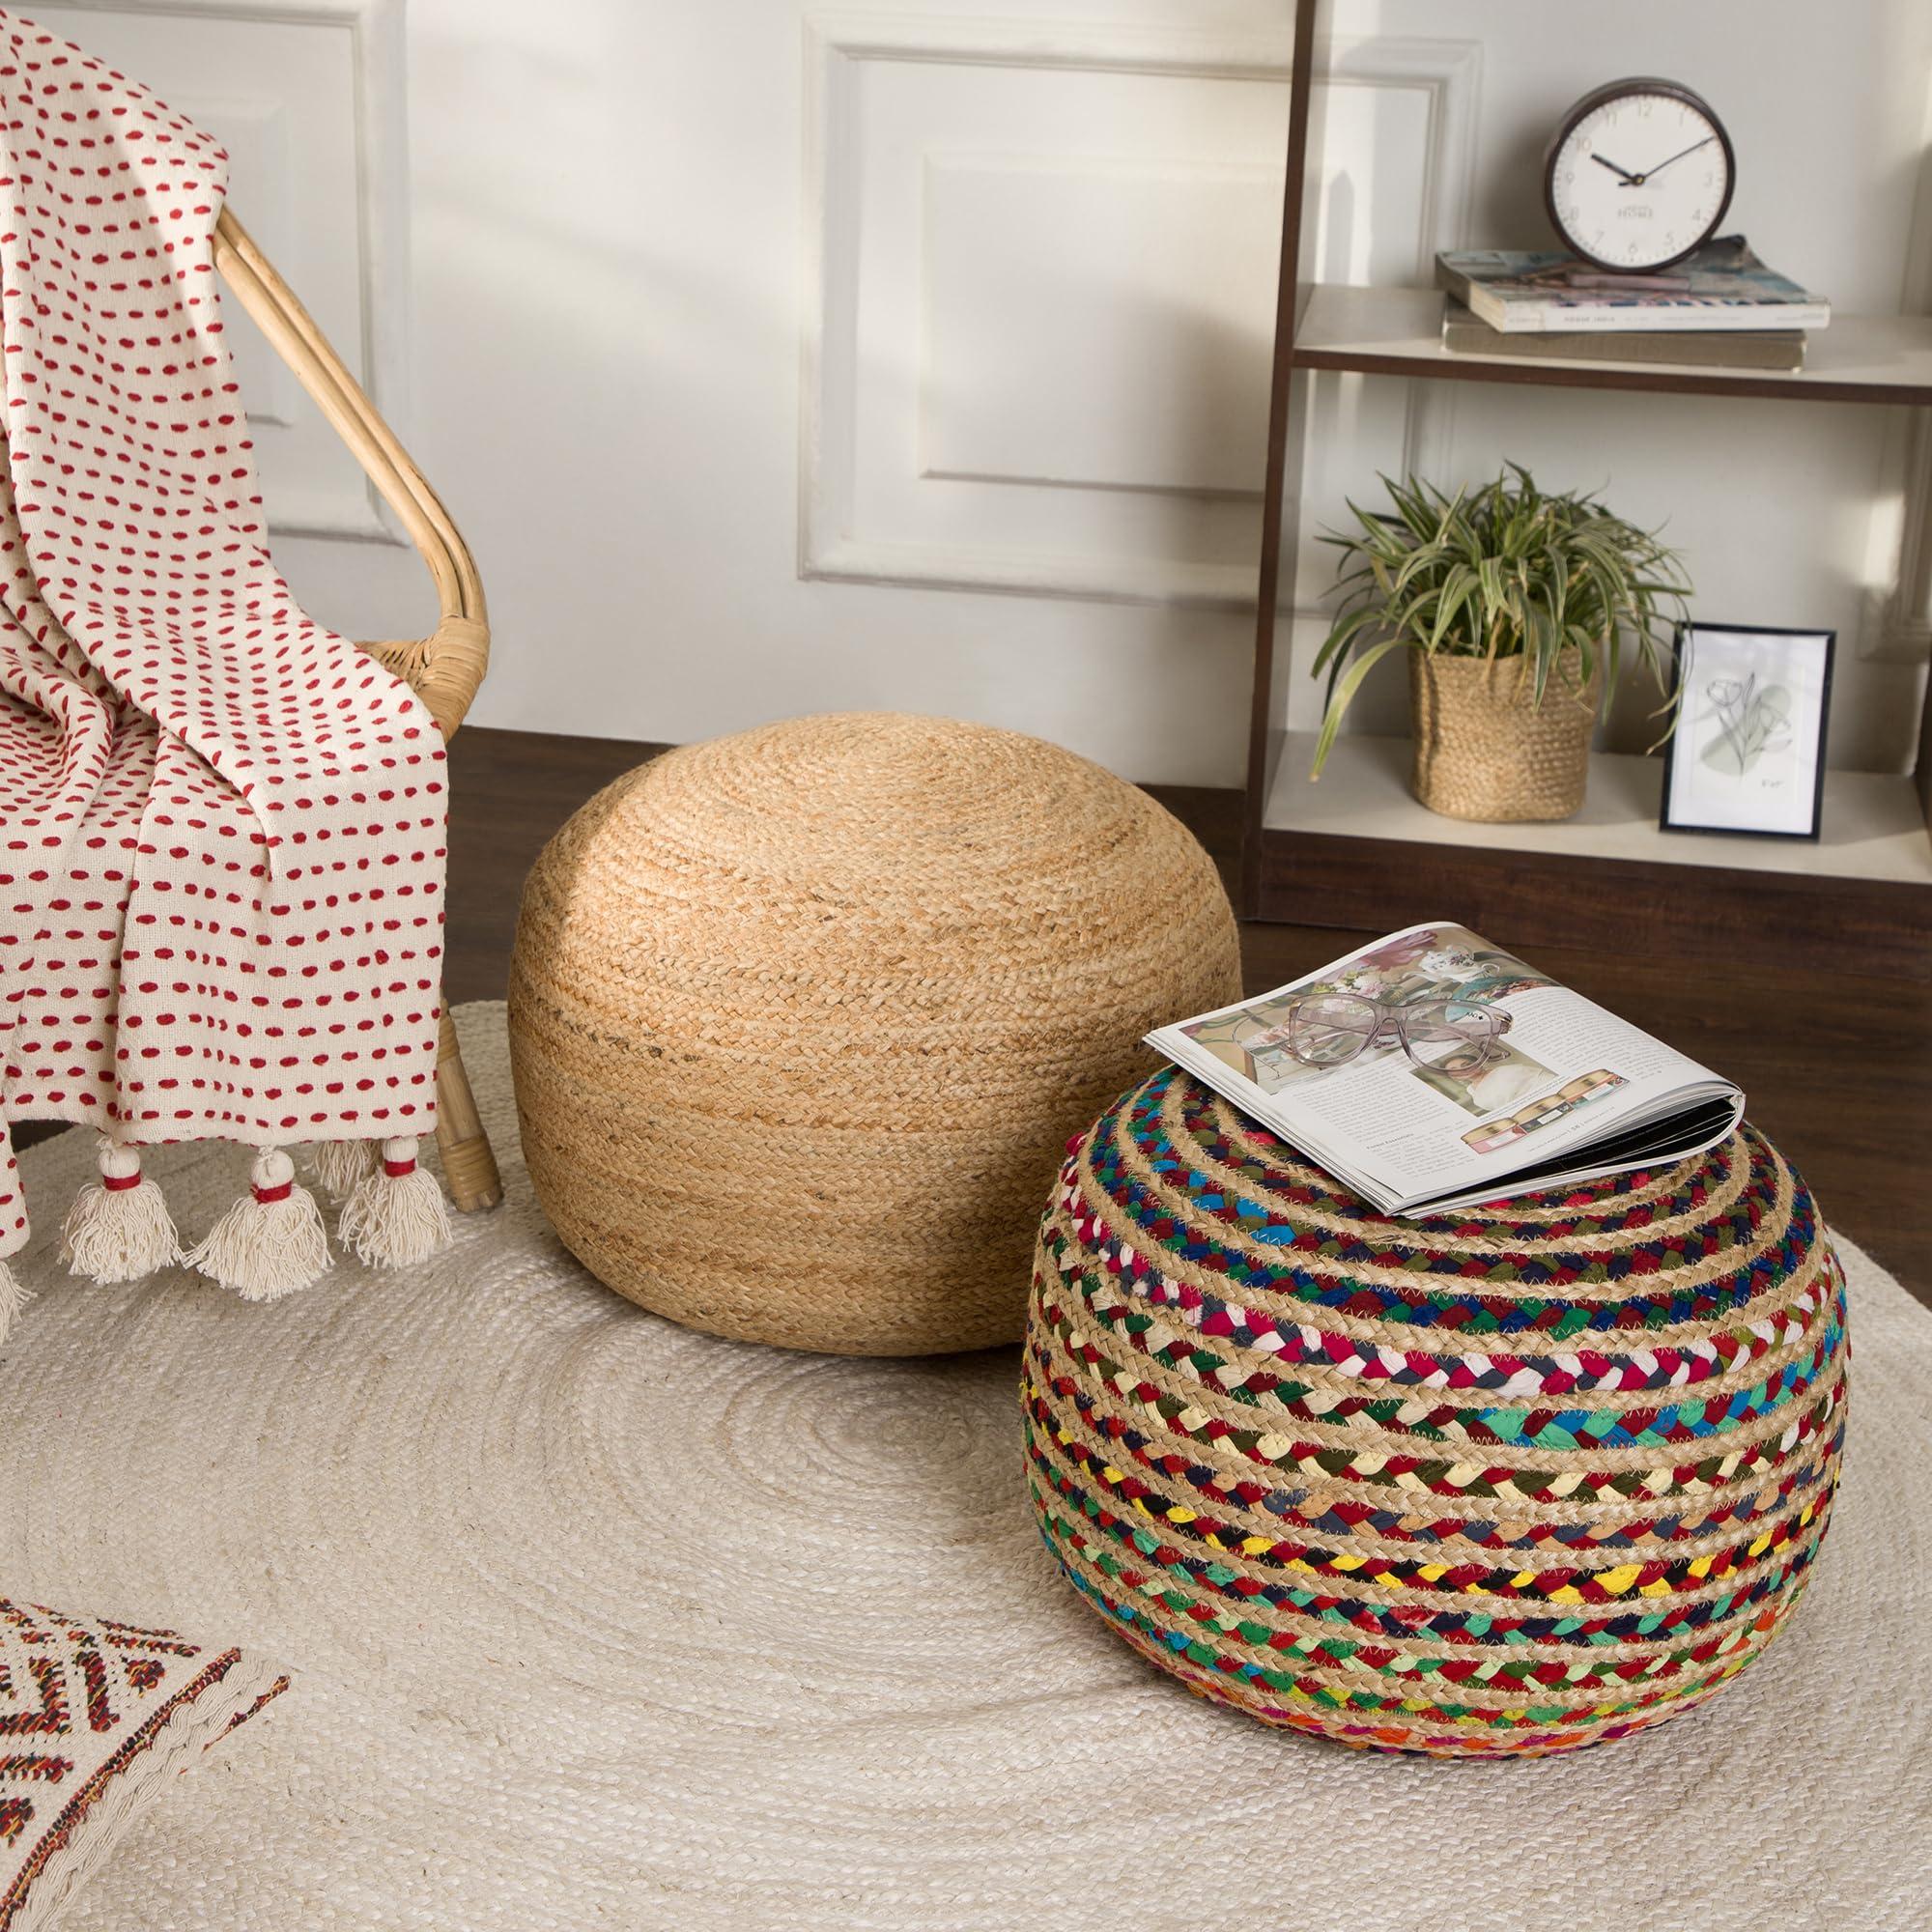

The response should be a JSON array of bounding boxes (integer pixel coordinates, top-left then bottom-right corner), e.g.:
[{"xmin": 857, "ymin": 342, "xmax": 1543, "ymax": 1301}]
[
  {"xmin": 0, "ymin": 8, "xmax": 452, "ymax": 1330},
  {"xmin": 0, "ymin": 1598, "xmax": 288, "ymax": 1932}
]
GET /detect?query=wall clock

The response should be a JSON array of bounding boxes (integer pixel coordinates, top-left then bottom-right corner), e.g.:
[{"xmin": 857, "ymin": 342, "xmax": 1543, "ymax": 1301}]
[{"xmin": 1545, "ymin": 78, "xmax": 1735, "ymax": 272}]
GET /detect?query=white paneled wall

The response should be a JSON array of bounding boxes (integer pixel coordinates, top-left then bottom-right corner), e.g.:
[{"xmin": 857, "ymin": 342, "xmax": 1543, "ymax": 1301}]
[
  {"xmin": 805, "ymin": 17, "xmax": 1289, "ymax": 607},
  {"xmin": 31, "ymin": 0, "xmax": 1932, "ymax": 785}
]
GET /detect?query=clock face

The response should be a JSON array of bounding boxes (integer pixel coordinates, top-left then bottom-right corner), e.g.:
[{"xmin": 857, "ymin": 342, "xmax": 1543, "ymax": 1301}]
[{"xmin": 1547, "ymin": 82, "xmax": 1733, "ymax": 270}]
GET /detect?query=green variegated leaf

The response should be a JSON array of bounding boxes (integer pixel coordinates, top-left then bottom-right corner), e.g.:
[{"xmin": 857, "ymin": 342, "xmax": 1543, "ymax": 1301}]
[{"xmin": 1310, "ymin": 635, "xmax": 1410, "ymax": 778}]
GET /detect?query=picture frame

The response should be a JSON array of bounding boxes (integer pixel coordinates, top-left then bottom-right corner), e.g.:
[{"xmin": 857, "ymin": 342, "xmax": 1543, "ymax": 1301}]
[{"xmin": 1658, "ymin": 622, "xmax": 1834, "ymax": 841}]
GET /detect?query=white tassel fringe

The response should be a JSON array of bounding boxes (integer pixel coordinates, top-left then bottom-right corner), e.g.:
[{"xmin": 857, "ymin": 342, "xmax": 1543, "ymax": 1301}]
[
  {"xmin": 61, "ymin": 1140, "xmax": 181, "ymax": 1285},
  {"xmin": 337, "ymin": 1137, "xmax": 452, "ymax": 1268},
  {"xmin": 186, "ymin": 1147, "xmax": 330, "ymax": 1302},
  {"xmin": 0, "ymin": 1258, "xmax": 29, "ymax": 1346},
  {"xmin": 308, "ymin": 1137, "xmax": 378, "ymax": 1200}
]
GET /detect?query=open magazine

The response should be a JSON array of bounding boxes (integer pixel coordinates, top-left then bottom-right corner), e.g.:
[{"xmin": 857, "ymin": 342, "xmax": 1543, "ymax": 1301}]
[{"xmin": 1148, "ymin": 922, "xmax": 1743, "ymax": 1218}]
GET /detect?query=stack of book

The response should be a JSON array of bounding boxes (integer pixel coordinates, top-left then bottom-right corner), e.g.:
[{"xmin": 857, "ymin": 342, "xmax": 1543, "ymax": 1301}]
[{"xmin": 1435, "ymin": 236, "xmax": 1830, "ymax": 373}]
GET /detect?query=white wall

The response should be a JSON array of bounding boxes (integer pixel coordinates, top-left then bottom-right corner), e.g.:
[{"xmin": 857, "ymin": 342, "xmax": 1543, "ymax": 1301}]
[{"xmin": 31, "ymin": 0, "xmax": 1932, "ymax": 785}]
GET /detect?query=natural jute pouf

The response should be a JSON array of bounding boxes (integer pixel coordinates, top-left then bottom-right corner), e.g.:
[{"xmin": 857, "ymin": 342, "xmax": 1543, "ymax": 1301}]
[
  {"xmin": 1026, "ymin": 1065, "xmax": 1847, "ymax": 1756},
  {"xmin": 507, "ymin": 713, "xmax": 1241, "ymax": 1354},
  {"xmin": 1408, "ymin": 650, "xmax": 1600, "ymax": 821}
]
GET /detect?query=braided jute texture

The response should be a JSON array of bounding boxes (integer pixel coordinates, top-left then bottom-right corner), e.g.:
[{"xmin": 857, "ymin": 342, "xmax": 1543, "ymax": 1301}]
[
  {"xmin": 2, "ymin": 1008, "xmax": 1926, "ymax": 1930},
  {"xmin": 506, "ymin": 712, "xmax": 1241, "ymax": 1354},
  {"xmin": 1408, "ymin": 650, "xmax": 1600, "ymax": 821},
  {"xmin": 1026, "ymin": 1065, "xmax": 1848, "ymax": 1757}
]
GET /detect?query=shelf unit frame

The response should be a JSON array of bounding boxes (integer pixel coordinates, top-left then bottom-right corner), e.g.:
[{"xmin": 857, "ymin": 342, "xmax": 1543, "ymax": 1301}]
[{"xmin": 1241, "ymin": 1, "xmax": 1932, "ymax": 980}]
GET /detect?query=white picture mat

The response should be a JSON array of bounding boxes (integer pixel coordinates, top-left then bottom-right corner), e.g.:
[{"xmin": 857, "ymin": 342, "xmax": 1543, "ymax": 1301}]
[{"xmin": 1664, "ymin": 626, "xmax": 1832, "ymax": 836}]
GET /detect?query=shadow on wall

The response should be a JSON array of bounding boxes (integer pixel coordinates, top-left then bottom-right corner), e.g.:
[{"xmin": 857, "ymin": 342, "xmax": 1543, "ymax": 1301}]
[
  {"xmin": 383, "ymin": 9, "xmax": 1321, "ymax": 777},
  {"xmin": 403, "ymin": 23, "xmax": 1264, "ymax": 777}
]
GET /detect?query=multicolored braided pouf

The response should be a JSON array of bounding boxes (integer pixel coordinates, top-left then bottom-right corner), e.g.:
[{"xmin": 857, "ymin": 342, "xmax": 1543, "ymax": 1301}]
[{"xmin": 1025, "ymin": 1065, "xmax": 1848, "ymax": 1757}]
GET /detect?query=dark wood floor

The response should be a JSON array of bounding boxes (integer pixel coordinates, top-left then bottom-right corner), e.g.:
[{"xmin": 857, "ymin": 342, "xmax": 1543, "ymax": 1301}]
[{"xmin": 450, "ymin": 725, "xmax": 1932, "ymax": 1307}]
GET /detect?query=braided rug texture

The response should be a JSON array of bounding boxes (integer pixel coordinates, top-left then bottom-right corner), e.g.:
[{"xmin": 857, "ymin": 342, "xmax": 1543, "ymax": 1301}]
[
  {"xmin": 506, "ymin": 712, "xmax": 1241, "ymax": 1355},
  {"xmin": 1, "ymin": 1007, "xmax": 1924, "ymax": 1930},
  {"xmin": 1027, "ymin": 1065, "xmax": 1847, "ymax": 1757}
]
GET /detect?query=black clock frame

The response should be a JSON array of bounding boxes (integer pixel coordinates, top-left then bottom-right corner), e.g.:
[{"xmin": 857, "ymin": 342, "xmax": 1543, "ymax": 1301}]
[{"xmin": 1543, "ymin": 76, "xmax": 1736, "ymax": 273}]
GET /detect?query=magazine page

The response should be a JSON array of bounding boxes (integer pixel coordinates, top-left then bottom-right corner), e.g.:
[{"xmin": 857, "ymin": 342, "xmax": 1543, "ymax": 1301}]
[{"xmin": 1149, "ymin": 922, "xmax": 1738, "ymax": 1212}]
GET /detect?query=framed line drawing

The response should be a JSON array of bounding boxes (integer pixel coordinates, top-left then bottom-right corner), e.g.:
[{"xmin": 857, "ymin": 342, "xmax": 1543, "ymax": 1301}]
[{"xmin": 1659, "ymin": 622, "xmax": 1834, "ymax": 841}]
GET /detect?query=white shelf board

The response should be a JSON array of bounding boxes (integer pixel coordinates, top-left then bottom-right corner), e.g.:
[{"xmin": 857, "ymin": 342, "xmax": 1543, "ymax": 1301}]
[
  {"xmin": 1264, "ymin": 732, "xmax": 1932, "ymax": 885},
  {"xmin": 1293, "ymin": 286, "xmax": 1932, "ymax": 400}
]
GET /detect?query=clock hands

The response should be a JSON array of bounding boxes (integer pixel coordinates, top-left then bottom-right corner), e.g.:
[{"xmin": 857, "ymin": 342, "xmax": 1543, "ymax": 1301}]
[
  {"xmin": 1589, "ymin": 134, "xmax": 1717, "ymax": 188},
  {"xmin": 1637, "ymin": 133, "xmax": 1717, "ymax": 182}
]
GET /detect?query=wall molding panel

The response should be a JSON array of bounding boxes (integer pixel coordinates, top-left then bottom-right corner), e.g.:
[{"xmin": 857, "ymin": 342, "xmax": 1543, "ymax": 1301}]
[
  {"xmin": 1862, "ymin": 71, "xmax": 1932, "ymax": 667},
  {"xmin": 1864, "ymin": 412, "xmax": 1932, "ymax": 667},
  {"xmin": 801, "ymin": 14, "xmax": 1482, "ymax": 607}
]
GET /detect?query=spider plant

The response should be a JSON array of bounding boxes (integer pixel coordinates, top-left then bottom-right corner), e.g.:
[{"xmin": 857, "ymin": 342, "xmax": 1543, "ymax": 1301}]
[{"xmin": 1309, "ymin": 464, "xmax": 1691, "ymax": 776}]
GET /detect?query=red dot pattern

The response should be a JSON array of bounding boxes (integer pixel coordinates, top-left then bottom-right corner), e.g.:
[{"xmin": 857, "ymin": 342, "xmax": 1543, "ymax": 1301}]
[{"xmin": 0, "ymin": 16, "xmax": 445, "ymax": 1253}]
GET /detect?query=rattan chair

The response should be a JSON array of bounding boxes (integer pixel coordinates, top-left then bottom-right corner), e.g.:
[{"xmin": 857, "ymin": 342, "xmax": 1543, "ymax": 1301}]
[{"xmin": 212, "ymin": 210, "xmax": 502, "ymax": 1212}]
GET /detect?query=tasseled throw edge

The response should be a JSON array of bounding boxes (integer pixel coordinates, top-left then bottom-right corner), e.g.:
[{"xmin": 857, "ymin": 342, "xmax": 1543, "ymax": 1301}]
[
  {"xmin": 337, "ymin": 1137, "xmax": 452, "ymax": 1268},
  {"xmin": 308, "ymin": 1136, "xmax": 378, "ymax": 1200},
  {"xmin": 0, "ymin": 1256, "xmax": 28, "ymax": 1346},
  {"xmin": 185, "ymin": 1146, "xmax": 330, "ymax": 1302},
  {"xmin": 62, "ymin": 1139, "xmax": 182, "ymax": 1285}
]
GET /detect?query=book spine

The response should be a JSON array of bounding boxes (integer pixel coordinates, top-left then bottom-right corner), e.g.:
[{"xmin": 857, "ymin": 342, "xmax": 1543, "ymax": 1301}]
[
  {"xmin": 1518, "ymin": 300, "xmax": 1832, "ymax": 334},
  {"xmin": 1440, "ymin": 313, "xmax": 1805, "ymax": 370}
]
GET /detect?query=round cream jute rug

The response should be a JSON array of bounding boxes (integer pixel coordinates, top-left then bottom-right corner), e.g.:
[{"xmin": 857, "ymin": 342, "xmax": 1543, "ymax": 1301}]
[{"xmin": 1, "ymin": 1005, "xmax": 1926, "ymax": 1932}]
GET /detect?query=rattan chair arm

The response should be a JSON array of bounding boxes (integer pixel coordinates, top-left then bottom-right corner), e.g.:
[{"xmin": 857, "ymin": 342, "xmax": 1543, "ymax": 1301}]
[
  {"xmin": 359, "ymin": 617, "xmax": 491, "ymax": 742},
  {"xmin": 211, "ymin": 207, "xmax": 489, "ymax": 742}
]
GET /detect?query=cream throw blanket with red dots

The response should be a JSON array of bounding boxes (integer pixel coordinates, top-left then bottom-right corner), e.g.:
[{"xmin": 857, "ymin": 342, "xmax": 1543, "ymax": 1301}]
[{"xmin": 0, "ymin": 8, "xmax": 452, "ymax": 1325}]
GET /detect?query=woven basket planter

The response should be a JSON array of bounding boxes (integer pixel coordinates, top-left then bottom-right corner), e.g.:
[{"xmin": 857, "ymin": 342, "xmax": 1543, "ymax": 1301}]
[
  {"xmin": 1026, "ymin": 1065, "xmax": 1847, "ymax": 1757},
  {"xmin": 508, "ymin": 713, "xmax": 1242, "ymax": 1356},
  {"xmin": 1408, "ymin": 650, "xmax": 1601, "ymax": 821}
]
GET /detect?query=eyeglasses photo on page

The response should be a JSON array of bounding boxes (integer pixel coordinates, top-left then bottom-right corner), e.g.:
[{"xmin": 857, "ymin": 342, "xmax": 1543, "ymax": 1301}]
[{"xmin": 1257, "ymin": 992, "xmax": 1518, "ymax": 1075}]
